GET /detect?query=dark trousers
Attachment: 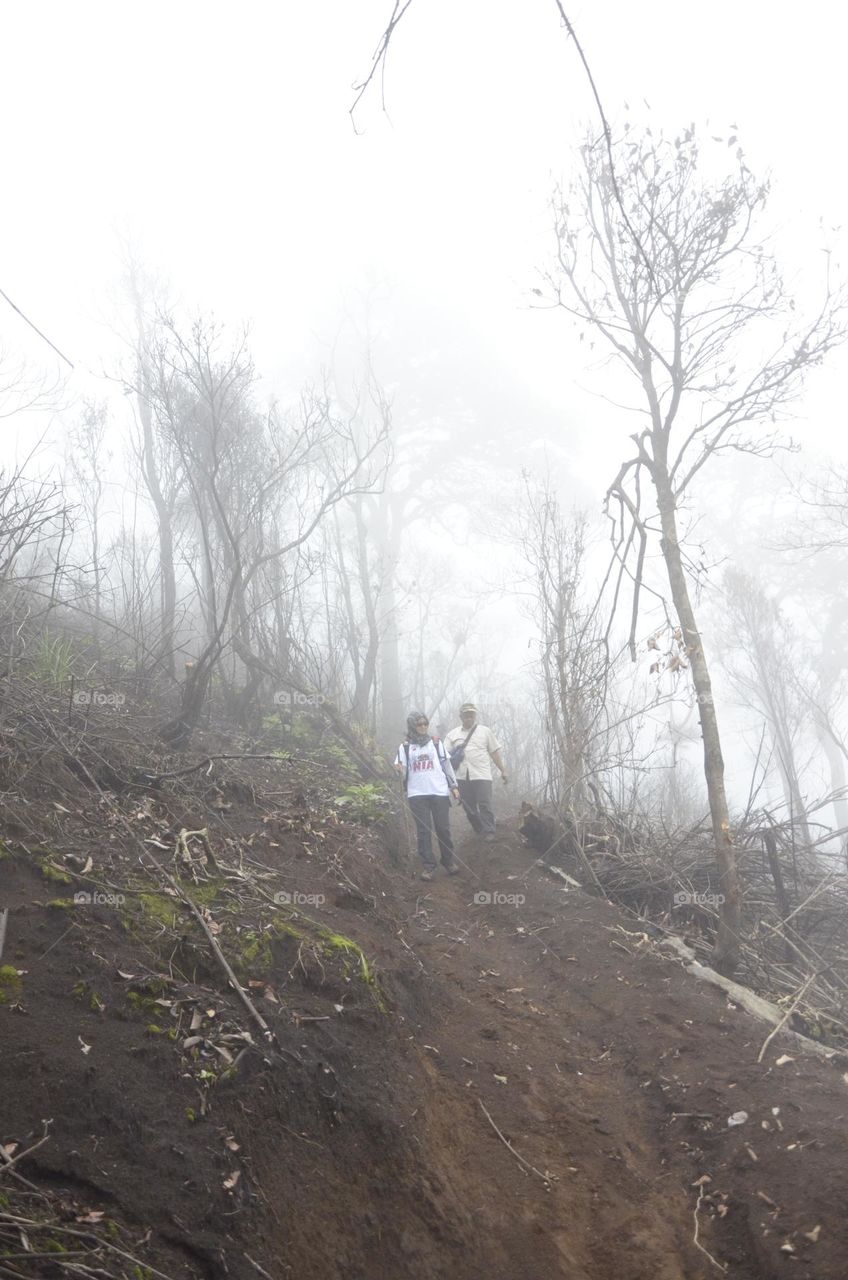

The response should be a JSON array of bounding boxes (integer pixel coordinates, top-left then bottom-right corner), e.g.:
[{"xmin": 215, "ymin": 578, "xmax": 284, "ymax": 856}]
[
  {"xmin": 458, "ymin": 779, "xmax": 495, "ymax": 835},
  {"xmin": 408, "ymin": 795, "xmax": 455, "ymax": 870}
]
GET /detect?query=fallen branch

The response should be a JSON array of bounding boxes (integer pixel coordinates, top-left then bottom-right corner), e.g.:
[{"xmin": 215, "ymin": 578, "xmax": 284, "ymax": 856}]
[
  {"xmin": 34, "ymin": 724, "xmax": 279, "ymax": 1055},
  {"xmin": 138, "ymin": 753, "xmax": 291, "ymax": 787},
  {"xmin": 0, "ymin": 1128, "xmax": 51, "ymax": 1177},
  {"xmin": 692, "ymin": 1185, "xmax": 728, "ymax": 1273},
  {"xmin": 0, "ymin": 1208, "xmax": 178, "ymax": 1280},
  {"xmin": 245, "ymin": 1253, "xmax": 279, "ymax": 1279},
  {"xmin": 143, "ymin": 855, "xmax": 276, "ymax": 1050},
  {"xmin": 478, "ymin": 1099, "xmax": 553, "ymax": 1185},
  {"xmin": 660, "ymin": 936, "xmax": 841, "ymax": 1062},
  {"xmin": 757, "ymin": 972, "xmax": 817, "ymax": 1064}
]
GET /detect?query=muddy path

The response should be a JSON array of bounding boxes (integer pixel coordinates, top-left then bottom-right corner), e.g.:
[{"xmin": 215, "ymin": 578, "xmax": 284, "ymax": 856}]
[
  {"xmin": 2, "ymin": 806, "xmax": 847, "ymax": 1279},
  {"xmin": 382, "ymin": 823, "xmax": 848, "ymax": 1279}
]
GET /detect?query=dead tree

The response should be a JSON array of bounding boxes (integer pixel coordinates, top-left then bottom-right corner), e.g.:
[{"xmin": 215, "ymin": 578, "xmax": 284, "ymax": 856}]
[
  {"xmin": 547, "ymin": 125, "xmax": 847, "ymax": 971},
  {"xmin": 148, "ymin": 317, "xmax": 389, "ymax": 746},
  {"xmin": 720, "ymin": 568, "xmax": 815, "ymax": 854},
  {"xmin": 517, "ymin": 481, "xmax": 608, "ymax": 811}
]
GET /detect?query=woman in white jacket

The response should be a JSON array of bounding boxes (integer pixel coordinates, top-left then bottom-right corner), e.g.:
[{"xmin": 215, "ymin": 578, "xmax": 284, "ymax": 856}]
[{"xmin": 395, "ymin": 710, "xmax": 461, "ymax": 881}]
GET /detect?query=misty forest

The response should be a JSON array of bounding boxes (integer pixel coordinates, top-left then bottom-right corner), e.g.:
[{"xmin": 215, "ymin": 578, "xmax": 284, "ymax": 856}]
[{"xmin": 2, "ymin": 4, "xmax": 848, "ymax": 1279}]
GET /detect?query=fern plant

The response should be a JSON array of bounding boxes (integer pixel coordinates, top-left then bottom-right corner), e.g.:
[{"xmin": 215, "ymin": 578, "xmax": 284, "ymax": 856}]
[{"xmin": 333, "ymin": 783, "xmax": 389, "ymax": 824}]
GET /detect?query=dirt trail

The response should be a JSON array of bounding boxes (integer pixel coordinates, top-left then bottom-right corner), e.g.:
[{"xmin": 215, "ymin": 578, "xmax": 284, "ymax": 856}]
[
  {"xmin": 382, "ymin": 823, "xmax": 848, "ymax": 1279},
  {"xmin": 3, "ymin": 797, "xmax": 848, "ymax": 1279}
]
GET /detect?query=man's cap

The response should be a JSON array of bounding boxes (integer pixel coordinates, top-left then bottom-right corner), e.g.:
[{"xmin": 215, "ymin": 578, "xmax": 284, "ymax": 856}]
[{"xmin": 460, "ymin": 702, "xmax": 478, "ymax": 714}]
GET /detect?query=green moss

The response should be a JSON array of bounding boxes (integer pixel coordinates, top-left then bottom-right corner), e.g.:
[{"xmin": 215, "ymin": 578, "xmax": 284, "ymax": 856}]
[
  {"xmin": 238, "ymin": 929, "xmax": 272, "ymax": 970},
  {"xmin": 137, "ymin": 892, "xmax": 180, "ymax": 927},
  {"xmin": 0, "ymin": 965, "xmax": 21, "ymax": 989},
  {"xmin": 259, "ymin": 908, "xmax": 385, "ymax": 1009},
  {"xmin": 134, "ymin": 976, "xmax": 170, "ymax": 997},
  {"xmin": 40, "ymin": 859, "xmax": 72, "ymax": 884},
  {"xmin": 126, "ymin": 991, "xmax": 159, "ymax": 1014},
  {"xmin": 185, "ymin": 1107, "xmax": 197, "ymax": 1123},
  {"xmin": 233, "ymin": 905, "xmax": 386, "ymax": 1008},
  {"xmin": 185, "ymin": 878, "xmax": 225, "ymax": 906},
  {"xmin": 135, "ymin": 881, "xmax": 223, "ymax": 929},
  {"xmin": 0, "ymin": 965, "xmax": 22, "ymax": 1006},
  {"xmin": 145, "ymin": 1023, "xmax": 165, "ymax": 1036},
  {"xmin": 71, "ymin": 981, "xmax": 104, "ymax": 1010},
  {"xmin": 235, "ymin": 918, "xmax": 305, "ymax": 973},
  {"xmin": 47, "ymin": 898, "xmax": 75, "ymax": 910}
]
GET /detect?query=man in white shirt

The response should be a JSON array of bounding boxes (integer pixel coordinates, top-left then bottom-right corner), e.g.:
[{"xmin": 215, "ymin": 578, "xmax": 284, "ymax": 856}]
[{"xmin": 444, "ymin": 702, "xmax": 508, "ymax": 842}]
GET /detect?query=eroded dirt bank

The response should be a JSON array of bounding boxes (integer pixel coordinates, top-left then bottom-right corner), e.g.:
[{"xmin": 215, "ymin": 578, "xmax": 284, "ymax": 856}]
[{"xmin": 2, "ymin": 761, "xmax": 847, "ymax": 1279}]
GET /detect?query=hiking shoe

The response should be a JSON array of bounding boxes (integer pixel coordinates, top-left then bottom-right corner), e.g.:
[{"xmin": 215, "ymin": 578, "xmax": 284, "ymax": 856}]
[
  {"xmin": 484, "ymin": 833, "xmax": 496, "ymax": 843},
  {"xmin": 446, "ymin": 865, "xmax": 460, "ymax": 876},
  {"xmin": 420, "ymin": 870, "xmax": 435, "ymax": 881}
]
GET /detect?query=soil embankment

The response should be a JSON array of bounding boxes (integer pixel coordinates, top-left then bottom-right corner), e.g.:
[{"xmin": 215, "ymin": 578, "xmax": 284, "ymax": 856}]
[{"xmin": 2, "ymin": 756, "xmax": 846, "ymax": 1279}]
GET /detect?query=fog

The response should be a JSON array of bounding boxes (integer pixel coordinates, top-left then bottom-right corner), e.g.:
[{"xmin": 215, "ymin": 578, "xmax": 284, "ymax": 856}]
[{"xmin": 2, "ymin": 0, "xmax": 848, "ymax": 847}]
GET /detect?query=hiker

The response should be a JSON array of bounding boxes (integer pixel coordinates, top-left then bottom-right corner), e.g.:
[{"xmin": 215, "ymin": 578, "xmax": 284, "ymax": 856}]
[
  {"xmin": 394, "ymin": 710, "xmax": 461, "ymax": 881},
  {"xmin": 444, "ymin": 702, "xmax": 508, "ymax": 842}
]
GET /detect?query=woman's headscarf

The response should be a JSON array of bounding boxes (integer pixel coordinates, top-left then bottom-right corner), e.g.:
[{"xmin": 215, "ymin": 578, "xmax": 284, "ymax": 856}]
[{"xmin": 406, "ymin": 710, "xmax": 431, "ymax": 747}]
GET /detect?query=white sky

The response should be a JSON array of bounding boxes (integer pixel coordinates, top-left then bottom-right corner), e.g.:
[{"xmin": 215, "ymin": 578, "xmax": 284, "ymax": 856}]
[
  {"xmin": 2, "ymin": 0, "xmax": 846, "ymax": 464},
  {"xmin": 1, "ymin": 0, "xmax": 845, "ymax": 809}
]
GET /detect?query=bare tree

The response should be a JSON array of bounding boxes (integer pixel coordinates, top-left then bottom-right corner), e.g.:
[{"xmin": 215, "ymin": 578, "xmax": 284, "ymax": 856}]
[
  {"xmin": 144, "ymin": 317, "xmax": 389, "ymax": 745},
  {"xmin": 720, "ymin": 568, "xmax": 814, "ymax": 852},
  {"xmin": 547, "ymin": 125, "xmax": 847, "ymax": 970},
  {"xmin": 64, "ymin": 399, "xmax": 111, "ymax": 644},
  {"xmin": 124, "ymin": 269, "xmax": 184, "ymax": 680},
  {"xmin": 517, "ymin": 480, "xmax": 608, "ymax": 811}
]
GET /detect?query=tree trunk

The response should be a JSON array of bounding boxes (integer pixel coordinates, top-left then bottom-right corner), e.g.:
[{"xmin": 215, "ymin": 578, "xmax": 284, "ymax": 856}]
[
  {"xmin": 772, "ymin": 725, "xmax": 814, "ymax": 860},
  {"xmin": 379, "ymin": 571, "xmax": 403, "ymax": 746},
  {"xmin": 655, "ymin": 475, "xmax": 741, "ymax": 973},
  {"xmin": 348, "ymin": 504, "xmax": 380, "ymax": 730},
  {"xmin": 160, "ymin": 655, "xmax": 216, "ymax": 747},
  {"xmin": 137, "ymin": 359, "xmax": 177, "ymax": 679}
]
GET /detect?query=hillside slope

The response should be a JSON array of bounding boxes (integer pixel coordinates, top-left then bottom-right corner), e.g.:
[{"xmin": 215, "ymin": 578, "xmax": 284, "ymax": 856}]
[{"xmin": 2, "ymin": 734, "xmax": 847, "ymax": 1280}]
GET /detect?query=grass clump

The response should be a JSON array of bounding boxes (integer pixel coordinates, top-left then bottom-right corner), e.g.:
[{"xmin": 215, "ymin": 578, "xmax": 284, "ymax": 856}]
[{"xmin": 0, "ymin": 965, "xmax": 22, "ymax": 1005}]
